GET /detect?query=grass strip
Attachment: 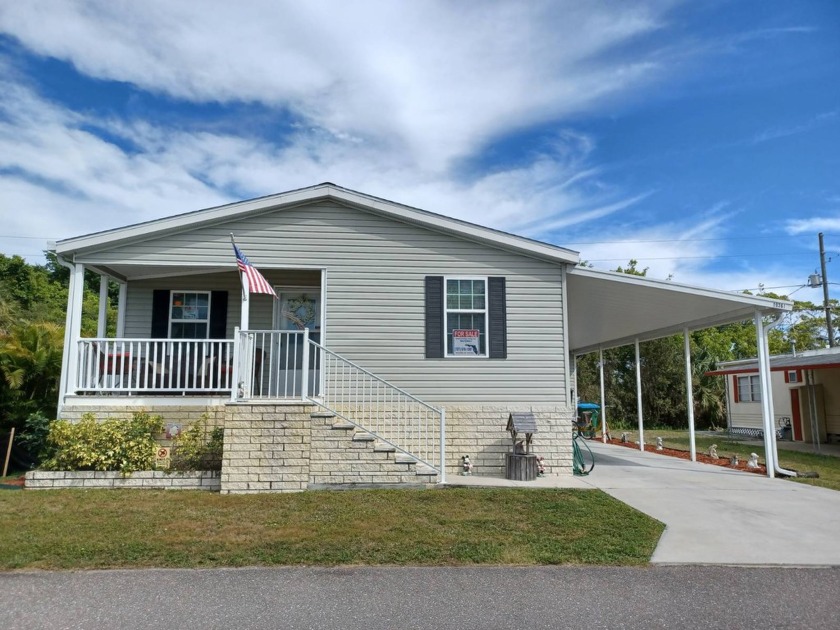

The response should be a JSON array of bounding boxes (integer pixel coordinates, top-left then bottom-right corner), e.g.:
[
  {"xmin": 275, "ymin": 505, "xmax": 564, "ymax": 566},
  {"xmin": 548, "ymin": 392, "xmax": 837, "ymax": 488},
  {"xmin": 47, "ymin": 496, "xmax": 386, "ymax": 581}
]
[{"xmin": 0, "ymin": 487, "xmax": 663, "ymax": 570}]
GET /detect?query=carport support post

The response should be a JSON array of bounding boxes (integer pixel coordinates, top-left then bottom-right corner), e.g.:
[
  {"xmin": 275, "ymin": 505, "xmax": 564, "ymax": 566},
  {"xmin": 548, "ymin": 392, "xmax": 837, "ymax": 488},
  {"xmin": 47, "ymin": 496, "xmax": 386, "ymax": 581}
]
[
  {"xmin": 599, "ymin": 347, "xmax": 607, "ymax": 443},
  {"xmin": 635, "ymin": 338, "xmax": 644, "ymax": 451},
  {"xmin": 684, "ymin": 328, "xmax": 697, "ymax": 462},
  {"xmin": 754, "ymin": 311, "xmax": 776, "ymax": 478}
]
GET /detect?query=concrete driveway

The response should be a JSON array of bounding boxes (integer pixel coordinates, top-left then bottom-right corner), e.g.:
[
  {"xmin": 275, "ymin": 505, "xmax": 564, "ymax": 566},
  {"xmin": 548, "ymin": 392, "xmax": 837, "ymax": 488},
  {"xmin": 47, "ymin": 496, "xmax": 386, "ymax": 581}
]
[{"xmin": 578, "ymin": 441, "xmax": 840, "ymax": 565}]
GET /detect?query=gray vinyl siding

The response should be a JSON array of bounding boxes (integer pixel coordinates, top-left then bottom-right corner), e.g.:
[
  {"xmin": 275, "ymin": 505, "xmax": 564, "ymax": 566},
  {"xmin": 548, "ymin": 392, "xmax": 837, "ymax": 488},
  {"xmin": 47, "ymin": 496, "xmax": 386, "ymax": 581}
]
[{"xmin": 82, "ymin": 202, "xmax": 567, "ymax": 404}]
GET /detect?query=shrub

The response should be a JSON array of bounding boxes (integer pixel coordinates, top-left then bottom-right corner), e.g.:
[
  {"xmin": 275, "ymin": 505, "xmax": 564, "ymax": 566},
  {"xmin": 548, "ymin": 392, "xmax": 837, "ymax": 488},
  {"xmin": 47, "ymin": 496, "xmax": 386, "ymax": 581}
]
[
  {"xmin": 42, "ymin": 411, "xmax": 164, "ymax": 474},
  {"xmin": 170, "ymin": 417, "xmax": 224, "ymax": 471}
]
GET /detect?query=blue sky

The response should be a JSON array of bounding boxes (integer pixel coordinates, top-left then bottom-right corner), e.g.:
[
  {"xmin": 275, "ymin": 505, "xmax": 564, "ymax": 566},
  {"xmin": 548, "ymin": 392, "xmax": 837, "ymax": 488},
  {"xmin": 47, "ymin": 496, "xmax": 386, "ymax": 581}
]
[{"xmin": 0, "ymin": 1, "xmax": 838, "ymax": 303}]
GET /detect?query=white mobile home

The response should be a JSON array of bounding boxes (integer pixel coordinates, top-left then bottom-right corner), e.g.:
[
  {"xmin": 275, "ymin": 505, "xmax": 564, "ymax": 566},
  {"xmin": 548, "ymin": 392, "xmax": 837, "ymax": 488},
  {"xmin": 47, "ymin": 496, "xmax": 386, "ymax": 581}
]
[{"xmin": 53, "ymin": 183, "xmax": 790, "ymax": 491}]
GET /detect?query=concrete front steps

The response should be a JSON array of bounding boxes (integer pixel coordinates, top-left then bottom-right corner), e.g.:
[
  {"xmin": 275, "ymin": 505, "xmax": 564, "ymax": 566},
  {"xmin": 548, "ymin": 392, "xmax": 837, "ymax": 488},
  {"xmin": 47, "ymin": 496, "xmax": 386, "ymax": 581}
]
[{"xmin": 308, "ymin": 411, "xmax": 439, "ymax": 488}]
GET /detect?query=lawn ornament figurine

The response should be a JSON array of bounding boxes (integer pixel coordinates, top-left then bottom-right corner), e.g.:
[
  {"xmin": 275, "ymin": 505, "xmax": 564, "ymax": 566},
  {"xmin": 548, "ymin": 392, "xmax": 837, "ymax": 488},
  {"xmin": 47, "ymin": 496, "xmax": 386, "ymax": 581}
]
[
  {"xmin": 461, "ymin": 455, "xmax": 473, "ymax": 475},
  {"xmin": 708, "ymin": 444, "xmax": 718, "ymax": 459},
  {"xmin": 730, "ymin": 454, "xmax": 739, "ymax": 467},
  {"xmin": 747, "ymin": 453, "xmax": 759, "ymax": 469},
  {"xmin": 536, "ymin": 456, "xmax": 545, "ymax": 476},
  {"xmin": 621, "ymin": 432, "xmax": 628, "ymax": 443},
  {"xmin": 656, "ymin": 437, "xmax": 663, "ymax": 451}
]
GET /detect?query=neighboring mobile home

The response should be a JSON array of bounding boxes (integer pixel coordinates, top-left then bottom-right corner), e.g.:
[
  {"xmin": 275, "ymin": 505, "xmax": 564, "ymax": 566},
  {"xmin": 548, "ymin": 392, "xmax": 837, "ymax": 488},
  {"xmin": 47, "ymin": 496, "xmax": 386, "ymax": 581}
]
[
  {"xmin": 53, "ymin": 183, "xmax": 790, "ymax": 491},
  {"xmin": 708, "ymin": 347, "xmax": 840, "ymax": 445}
]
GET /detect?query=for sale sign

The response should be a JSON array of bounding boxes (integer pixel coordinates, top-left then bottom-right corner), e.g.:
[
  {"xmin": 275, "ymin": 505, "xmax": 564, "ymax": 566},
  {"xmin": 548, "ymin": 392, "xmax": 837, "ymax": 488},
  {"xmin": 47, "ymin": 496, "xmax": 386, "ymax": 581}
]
[{"xmin": 452, "ymin": 329, "xmax": 480, "ymax": 355}]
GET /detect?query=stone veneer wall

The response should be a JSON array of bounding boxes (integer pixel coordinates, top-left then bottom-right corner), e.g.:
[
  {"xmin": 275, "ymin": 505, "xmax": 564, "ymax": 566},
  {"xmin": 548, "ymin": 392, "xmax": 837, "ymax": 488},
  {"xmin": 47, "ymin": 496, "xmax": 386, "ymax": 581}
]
[
  {"xmin": 220, "ymin": 402, "xmax": 574, "ymax": 494},
  {"xmin": 443, "ymin": 404, "xmax": 575, "ymax": 478},
  {"xmin": 25, "ymin": 470, "xmax": 220, "ymax": 490}
]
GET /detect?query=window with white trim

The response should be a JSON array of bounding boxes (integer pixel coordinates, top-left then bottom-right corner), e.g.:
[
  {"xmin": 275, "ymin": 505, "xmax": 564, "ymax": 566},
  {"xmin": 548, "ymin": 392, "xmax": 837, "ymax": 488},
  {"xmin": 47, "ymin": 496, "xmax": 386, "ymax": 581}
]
[
  {"xmin": 169, "ymin": 291, "xmax": 210, "ymax": 339},
  {"xmin": 787, "ymin": 370, "xmax": 800, "ymax": 383},
  {"xmin": 737, "ymin": 375, "xmax": 761, "ymax": 402},
  {"xmin": 445, "ymin": 278, "xmax": 487, "ymax": 357}
]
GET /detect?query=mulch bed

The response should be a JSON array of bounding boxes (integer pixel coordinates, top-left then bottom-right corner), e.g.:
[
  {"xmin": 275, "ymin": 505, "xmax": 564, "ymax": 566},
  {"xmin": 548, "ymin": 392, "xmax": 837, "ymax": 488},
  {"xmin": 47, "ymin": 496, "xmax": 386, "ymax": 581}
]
[
  {"xmin": 603, "ymin": 437, "xmax": 767, "ymax": 475},
  {"xmin": 0, "ymin": 474, "xmax": 26, "ymax": 489}
]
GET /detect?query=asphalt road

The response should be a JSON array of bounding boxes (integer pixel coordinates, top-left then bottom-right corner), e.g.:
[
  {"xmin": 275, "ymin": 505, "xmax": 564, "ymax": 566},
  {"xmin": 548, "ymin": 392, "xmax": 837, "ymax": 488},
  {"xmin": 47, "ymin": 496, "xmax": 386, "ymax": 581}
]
[{"xmin": 2, "ymin": 566, "xmax": 837, "ymax": 629}]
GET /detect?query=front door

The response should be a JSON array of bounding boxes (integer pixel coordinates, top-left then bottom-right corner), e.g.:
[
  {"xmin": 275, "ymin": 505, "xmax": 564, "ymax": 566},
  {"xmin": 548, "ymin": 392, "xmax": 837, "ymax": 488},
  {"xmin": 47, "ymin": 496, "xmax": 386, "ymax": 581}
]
[{"xmin": 272, "ymin": 287, "xmax": 321, "ymax": 396}]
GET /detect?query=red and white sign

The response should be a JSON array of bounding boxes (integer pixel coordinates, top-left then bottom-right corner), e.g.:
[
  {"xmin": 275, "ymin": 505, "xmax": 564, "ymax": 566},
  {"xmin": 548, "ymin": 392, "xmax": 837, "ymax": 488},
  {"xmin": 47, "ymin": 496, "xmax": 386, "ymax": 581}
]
[{"xmin": 452, "ymin": 329, "xmax": 480, "ymax": 355}]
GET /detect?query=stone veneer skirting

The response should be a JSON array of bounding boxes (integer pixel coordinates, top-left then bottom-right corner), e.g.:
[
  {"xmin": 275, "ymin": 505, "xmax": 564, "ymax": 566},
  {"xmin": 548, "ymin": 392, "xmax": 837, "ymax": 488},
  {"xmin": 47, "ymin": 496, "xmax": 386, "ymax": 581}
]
[
  {"xmin": 220, "ymin": 403, "xmax": 575, "ymax": 494},
  {"xmin": 25, "ymin": 470, "xmax": 221, "ymax": 490},
  {"xmin": 53, "ymin": 401, "xmax": 575, "ymax": 494}
]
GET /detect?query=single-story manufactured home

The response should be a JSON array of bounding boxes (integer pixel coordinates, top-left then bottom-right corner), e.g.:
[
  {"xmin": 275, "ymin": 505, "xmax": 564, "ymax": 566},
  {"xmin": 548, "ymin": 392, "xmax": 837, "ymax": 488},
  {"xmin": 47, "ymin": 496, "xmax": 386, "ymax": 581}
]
[
  {"xmin": 53, "ymin": 183, "xmax": 792, "ymax": 491},
  {"xmin": 708, "ymin": 347, "xmax": 840, "ymax": 445}
]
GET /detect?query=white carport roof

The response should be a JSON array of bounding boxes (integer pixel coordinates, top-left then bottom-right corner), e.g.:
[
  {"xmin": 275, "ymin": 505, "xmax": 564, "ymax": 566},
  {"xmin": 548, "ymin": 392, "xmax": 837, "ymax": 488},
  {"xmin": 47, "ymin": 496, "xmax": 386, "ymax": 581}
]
[{"xmin": 567, "ymin": 267, "xmax": 793, "ymax": 356}]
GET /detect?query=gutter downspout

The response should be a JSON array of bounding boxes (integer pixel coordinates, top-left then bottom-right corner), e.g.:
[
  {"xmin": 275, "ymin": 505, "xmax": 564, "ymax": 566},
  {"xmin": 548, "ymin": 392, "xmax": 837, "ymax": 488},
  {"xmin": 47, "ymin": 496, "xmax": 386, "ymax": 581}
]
[{"xmin": 756, "ymin": 311, "xmax": 798, "ymax": 478}]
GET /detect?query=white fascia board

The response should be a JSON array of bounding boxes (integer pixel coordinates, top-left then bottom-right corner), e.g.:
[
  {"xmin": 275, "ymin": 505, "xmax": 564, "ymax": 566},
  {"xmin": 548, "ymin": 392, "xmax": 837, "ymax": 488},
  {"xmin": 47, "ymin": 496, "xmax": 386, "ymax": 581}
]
[
  {"xmin": 567, "ymin": 266, "xmax": 793, "ymax": 312},
  {"xmin": 54, "ymin": 183, "xmax": 580, "ymax": 266}
]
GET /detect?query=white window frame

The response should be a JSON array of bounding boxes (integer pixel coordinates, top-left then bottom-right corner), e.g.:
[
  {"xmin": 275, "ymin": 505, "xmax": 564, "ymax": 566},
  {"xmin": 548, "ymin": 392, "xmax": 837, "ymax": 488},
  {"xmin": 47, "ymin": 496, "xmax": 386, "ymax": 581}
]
[
  {"xmin": 737, "ymin": 374, "xmax": 761, "ymax": 403},
  {"xmin": 168, "ymin": 290, "xmax": 211, "ymax": 339},
  {"xmin": 443, "ymin": 276, "xmax": 488, "ymax": 358},
  {"xmin": 787, "ymin": 370, "xmax": 799, "ymax": 383}
]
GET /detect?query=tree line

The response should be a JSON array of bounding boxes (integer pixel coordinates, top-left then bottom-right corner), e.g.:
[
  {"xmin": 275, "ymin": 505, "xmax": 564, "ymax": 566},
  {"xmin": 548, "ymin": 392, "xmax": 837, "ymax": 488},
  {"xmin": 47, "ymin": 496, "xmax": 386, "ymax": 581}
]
[{"xmin": 0, "ymin": 252, "xmax": 116, "ymax": 460}]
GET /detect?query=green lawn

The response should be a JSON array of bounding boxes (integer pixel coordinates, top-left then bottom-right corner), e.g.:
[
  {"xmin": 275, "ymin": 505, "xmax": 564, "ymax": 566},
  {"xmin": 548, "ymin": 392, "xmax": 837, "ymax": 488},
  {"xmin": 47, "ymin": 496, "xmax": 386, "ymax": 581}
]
[
  {"xmin": 623, "ymin": 429, "xmax": 840, "ymax": 491},
  {"xmin": 0, "ymin": 487, "xmax": 664, "ymax": 571}
]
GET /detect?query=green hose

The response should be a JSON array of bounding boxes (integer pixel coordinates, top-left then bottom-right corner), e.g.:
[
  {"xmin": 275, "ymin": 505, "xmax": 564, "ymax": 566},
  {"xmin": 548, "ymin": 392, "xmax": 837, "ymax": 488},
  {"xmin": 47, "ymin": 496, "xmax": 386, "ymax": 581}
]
[{"xmin": 573, "ymin": 433, "xmax": 595, "ymax": 476}]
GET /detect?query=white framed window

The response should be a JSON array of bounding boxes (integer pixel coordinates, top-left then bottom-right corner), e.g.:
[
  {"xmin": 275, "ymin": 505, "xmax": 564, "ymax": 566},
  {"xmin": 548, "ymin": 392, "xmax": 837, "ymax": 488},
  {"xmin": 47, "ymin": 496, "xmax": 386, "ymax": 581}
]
[
  {"xmin": 737, "ymin": 375, "xmax": 761, "ymax": 402},
  {"xmin": 169, "ymin": 291, "xmax": 211, "ymax": 339},
  {"xmin": 787, "ymin": 370, "xmax": 800, "ymax": 383},
  {"xmin": 444, "ymin": 277, "xmax": 487, "ymax": 357}
]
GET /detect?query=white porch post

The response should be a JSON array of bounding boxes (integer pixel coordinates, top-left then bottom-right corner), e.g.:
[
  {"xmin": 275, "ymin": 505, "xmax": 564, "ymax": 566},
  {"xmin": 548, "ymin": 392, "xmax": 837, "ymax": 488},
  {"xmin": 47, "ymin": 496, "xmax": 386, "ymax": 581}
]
[
  {"xmin": 230, "ymin": 326, "xmax": 241, "ymax": 403},
  {"xmin": 754, "ymin": 311, "xmax": 776, "ymax": 478},
  {"xmin": 66, "ymin": 263, "xmax": 86, "ymax": 401},
  {"xmin": 635, "ymin": 338, "xmax": 644, "ymax": 451},
  {"xmin": 57, "ymin": 259, "xmax": 78, "ymax": 407},
  {"xmin": 240, "ymin": 274, "xmax": 250, "ymax": 331},
  {"xmin": 684, "ymin": 328, "xmax": 697, "ymax": 461},
  {"xmin": 97, "ymin": 275, "xmax": 109, "ymax": 338},
  {"xmin": 599, "ymin": 347, "xmax": 607, "ymax": 443},
  {"xmin": 116, "ymin": 281, "xmax": 127, "ymax": 337}
]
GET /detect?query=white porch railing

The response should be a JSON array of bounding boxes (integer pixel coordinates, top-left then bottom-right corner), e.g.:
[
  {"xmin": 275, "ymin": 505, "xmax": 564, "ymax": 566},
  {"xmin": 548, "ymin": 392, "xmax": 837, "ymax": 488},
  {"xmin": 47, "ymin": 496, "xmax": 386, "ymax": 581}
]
[
  {"xmin": 307, "ymin": 338, "xmax": 445, "ymax": 480},
  {"xmin": 74, "ymin": 338, "xmax": 235, "ymax": 394},
  {"xmin": 236, "ymin": 330, "xmax": 321, "ymax": 399}
]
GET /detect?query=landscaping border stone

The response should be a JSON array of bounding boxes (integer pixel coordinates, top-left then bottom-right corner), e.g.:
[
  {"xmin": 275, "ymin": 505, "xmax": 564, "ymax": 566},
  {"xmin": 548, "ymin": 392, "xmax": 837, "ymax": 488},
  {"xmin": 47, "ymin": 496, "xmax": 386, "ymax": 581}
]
[{"xmin": 25, "ymin": 470, "xmax": 220, "ymax": 491}]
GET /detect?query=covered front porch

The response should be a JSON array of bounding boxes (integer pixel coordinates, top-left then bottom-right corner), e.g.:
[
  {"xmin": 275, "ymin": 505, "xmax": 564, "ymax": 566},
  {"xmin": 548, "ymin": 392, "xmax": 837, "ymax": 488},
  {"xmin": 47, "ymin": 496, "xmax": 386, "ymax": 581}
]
[{"xmin": 58, "ymin": 259, "xmax": 326, "ymax": 406}]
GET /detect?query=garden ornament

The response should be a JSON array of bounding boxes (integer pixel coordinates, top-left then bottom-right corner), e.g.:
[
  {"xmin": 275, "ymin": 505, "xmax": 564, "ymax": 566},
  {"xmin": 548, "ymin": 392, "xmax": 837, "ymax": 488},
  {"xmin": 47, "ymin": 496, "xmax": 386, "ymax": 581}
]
[
  {"xmin": 656, "ymin": 437, "xmax": 663, "ymax": 451},
  {"xmin": 730, "ymin": 454, "xmax": 739, "ymax": 466},
  {"xmin": 621, "ymin": 432, "xmax": 628, "ymax": 443},
  {"xmin": 708, "ymin": 444, "xmax": 718, "ymax": 459},
  {"xmin": 461, "ymin": 455, "xmax": 473, "ymax": 475},
  {"xmin": 747, "ymin": 453, "xmax": 759, "ymax": 468},
  {"xmin": 536, "ymin": 456, "xmax": 545, "ymax": 476}
]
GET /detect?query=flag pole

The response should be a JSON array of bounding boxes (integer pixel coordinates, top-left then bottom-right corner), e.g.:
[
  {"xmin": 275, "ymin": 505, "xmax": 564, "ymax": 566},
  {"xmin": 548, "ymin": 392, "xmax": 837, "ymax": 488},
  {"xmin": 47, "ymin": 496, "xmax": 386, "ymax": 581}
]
[{"xmin": 231, "ymin": 233, "xmax": 247, "ymax": 303}]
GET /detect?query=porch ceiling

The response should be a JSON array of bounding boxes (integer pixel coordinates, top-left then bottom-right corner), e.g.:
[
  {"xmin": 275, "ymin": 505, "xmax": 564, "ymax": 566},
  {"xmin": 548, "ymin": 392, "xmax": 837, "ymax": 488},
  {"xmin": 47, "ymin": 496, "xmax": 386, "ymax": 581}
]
[
  {"xmin": 87, "ymin": 263, "xmax": 233, "ymax": 282},
  {"xmin": 566, "ymin": 267, "xmax": 793, "ymax": 356}
]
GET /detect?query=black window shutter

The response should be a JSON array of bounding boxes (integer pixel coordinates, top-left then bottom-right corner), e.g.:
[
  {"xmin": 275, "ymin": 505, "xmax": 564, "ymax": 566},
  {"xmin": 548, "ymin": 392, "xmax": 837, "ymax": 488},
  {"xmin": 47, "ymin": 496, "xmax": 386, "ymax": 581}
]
[
  {"xmin": 151, "ymin": 290, "xmax": 170, "ymax": 338},
  {"xmin": 425, "ymin": 276, "xmax": 444, "ymax": 358},
  {"xmin": 209, "ymin": 291, "xmax": 228, "ymax": 339},
  {"xmin": 488, "ymin": 277, "xmax": 507, "ymax": 359}
]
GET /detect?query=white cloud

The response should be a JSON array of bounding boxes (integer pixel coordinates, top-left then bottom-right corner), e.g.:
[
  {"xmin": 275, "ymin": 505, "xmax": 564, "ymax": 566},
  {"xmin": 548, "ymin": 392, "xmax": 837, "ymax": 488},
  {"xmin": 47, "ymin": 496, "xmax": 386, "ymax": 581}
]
[
  {"xmin": 0, "ymin": 0, "xmax": 673, "ymax": 169},
  {"xmin": 785, "ymin": 217, "xmax": 840, "ymax": 235}
]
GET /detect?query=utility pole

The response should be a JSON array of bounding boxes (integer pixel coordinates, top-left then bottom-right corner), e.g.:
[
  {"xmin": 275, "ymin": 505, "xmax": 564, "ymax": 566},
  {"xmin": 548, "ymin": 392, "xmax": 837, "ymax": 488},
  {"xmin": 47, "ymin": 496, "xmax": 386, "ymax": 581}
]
[{"xmin": 819, "ymin": 232, "xmax": 834, "ymax": 347}]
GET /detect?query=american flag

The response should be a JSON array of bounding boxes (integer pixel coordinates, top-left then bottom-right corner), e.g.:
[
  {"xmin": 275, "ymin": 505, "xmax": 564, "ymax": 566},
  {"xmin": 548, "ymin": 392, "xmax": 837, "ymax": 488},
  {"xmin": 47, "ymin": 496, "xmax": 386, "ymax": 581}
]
[{"xmin": 233, "ymin": 243, "xmax": 277, "ymax": 297}]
